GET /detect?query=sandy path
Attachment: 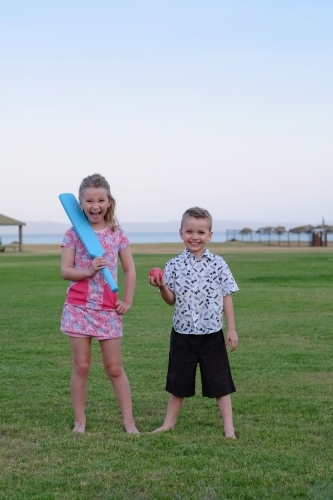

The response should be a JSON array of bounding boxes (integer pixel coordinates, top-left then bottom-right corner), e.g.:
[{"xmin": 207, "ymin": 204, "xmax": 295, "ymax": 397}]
[{"xmin": 19, "ymin": 242, "xmax": 333, "ymax": 255}]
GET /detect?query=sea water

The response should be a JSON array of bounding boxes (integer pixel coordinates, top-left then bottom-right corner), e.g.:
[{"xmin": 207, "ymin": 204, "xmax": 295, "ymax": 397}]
[
  {"xmin": 0, "ymin": 230, "xmax": 329, "ymax": 245},
  {"xmin": 0, "ymin": 232, "xmax": 227, "ymax": 245}
]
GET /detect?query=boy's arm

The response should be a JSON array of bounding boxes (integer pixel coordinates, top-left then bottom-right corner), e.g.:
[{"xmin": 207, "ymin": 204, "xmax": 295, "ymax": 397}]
[
  {"xmin": 223, "ymin": 294, "xmax": 238, "ymax": 351},
  {"xmin": 158, "ymin": 283, "xmax": 175, "ymax": 305},
  {"xmin": 148, "ymin": 275, "xmax": 175, "ymax": 305}
]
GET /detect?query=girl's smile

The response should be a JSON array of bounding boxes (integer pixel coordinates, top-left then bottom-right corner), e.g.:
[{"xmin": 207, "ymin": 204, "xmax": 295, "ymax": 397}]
[{"xmin": 81, "ymin": 187, "xmax": 111, "ymax": 230}]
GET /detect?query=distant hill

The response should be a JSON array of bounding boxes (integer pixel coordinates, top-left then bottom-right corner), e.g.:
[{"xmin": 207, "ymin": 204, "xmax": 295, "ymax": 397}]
[
  {"xmin": 0, "ymin": 221, "xmax": 71, "ymax": 235},
  {"xmin": 120, "ymin": 220, "xmax": 309, "ymax": 232},
  {"xmin": 0, "ymin": 219, "xmax": 311, "ymax": 234}
]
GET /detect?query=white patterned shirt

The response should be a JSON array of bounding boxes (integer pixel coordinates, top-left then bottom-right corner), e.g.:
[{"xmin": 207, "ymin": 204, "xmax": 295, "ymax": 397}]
[{"xmin": 164, "ymin": 249, "xmax": 239, "ymax": 335}]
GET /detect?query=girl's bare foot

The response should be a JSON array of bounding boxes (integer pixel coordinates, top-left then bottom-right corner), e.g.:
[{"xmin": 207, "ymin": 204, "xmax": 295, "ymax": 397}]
[
  {"xmin": 151, "ymin": 425, "xmax": 174, "ymax": 434},
  {"xmin": 224, "ymin": 431, "xmax": 236, "ymax": 439},
  {"xmin": 73, "ymin": 420, "xmax": 86, "ymax": 433},
  {"xmin": 123, "ymin": 423, "xmax": 140, "ymax": 434}
]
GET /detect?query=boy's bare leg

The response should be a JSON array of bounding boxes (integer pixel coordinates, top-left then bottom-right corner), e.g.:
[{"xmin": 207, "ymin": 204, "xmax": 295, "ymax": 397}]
[
  {"xmin": 152, "ymin": 394, "xmax": 184, "ymax": 433},
  {"xmin": 69, "ymin": 337, "xmax": 92, "ymax": 433},
  {"xmin": 100, "ymin": 338, "xmax": 139, "ymax": 434},
  {"xmin": 216, "ymin": 394, "xmax": 236, "ymax": 438}
]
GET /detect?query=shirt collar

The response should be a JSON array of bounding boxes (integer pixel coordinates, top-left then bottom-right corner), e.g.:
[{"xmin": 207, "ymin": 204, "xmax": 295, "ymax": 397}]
[{"xmin": 183, "ymin": 248, "xmax": 214, "ymax": 262}]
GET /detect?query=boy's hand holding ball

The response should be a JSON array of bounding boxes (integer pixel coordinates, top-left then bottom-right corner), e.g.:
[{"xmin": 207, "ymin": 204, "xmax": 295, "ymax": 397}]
[
  {"xmin": 148, "ymin": 267, "xmax": 164, "ymax": 287},
  {"xmin": 149, "ymin": 267, "xmax": 163, "ymax": 280}
]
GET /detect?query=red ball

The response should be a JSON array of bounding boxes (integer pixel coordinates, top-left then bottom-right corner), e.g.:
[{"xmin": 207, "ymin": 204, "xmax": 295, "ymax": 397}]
[{"xmin": 149, "ymin": 267, "xmax": 163, "ymax": 280}]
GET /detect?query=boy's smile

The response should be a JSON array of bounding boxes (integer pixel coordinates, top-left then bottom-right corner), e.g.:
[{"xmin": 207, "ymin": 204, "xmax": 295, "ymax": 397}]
[
  {"xmin": 179, "ymin": 216, "xmax": 212, "ymax": 258},
  {"xmin": 81, "ymin": 187, "xmax": 111, "ymax": 230}
]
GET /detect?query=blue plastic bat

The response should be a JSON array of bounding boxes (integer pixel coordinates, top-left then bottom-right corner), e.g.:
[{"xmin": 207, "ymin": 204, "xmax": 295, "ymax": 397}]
[{"xmin": 59, "ymin": 193, "xmax": 119, "ymax": 292}]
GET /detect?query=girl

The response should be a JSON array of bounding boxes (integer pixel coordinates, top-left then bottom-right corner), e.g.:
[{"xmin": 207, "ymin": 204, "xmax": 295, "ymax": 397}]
[{"xmin": 60, "ymin": 173, "xmax": 138, "ymax": 434}]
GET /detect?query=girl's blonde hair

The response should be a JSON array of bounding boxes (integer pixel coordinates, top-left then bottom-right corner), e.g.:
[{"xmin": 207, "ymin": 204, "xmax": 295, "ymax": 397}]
[{"xmin": 79, "ymin": 173, "xmax": 118, "ymax": 231}]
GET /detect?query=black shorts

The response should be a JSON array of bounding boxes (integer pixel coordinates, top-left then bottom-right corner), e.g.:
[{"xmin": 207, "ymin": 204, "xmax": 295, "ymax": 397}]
[{"xmin": 166, "ymin": 328, "xmax": 236, "ymax": 398}]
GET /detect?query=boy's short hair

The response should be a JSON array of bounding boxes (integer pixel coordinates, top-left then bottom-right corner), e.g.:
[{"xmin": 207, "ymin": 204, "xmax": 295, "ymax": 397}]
[{"xmin": 181, "ymin": 207, "xmax": 213, "ymax": 231}]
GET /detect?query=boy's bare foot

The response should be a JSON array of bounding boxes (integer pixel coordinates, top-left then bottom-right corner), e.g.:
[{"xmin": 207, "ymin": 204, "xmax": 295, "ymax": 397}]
[
  {"xmin": 123, "ymin": 423, "xmax": 140, "ymax": 434},
  {"xmin": 73, "ymin": 420, "xmax": 86, "ymax": 433},
  {"xmin": 151, "ymin": 425, "xmax": 174, "ymax": 434}
]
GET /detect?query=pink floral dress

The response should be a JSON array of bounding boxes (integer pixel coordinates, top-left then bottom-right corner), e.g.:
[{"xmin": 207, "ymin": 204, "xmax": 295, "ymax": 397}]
[{"xmin": 60, "ymin": 225, "xmax": 130, "ymax": 339}]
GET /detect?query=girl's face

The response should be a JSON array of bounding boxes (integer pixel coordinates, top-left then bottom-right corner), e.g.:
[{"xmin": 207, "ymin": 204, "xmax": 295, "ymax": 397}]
[{"xmin": 80, "ymin": 187, "xmax": 111, "ymax": 230}]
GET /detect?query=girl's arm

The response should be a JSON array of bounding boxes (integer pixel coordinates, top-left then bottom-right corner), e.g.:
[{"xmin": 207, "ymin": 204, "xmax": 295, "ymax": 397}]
[
  {"xmin": 116, "ymin": 246, "xmax": 136, "ymax": 314},
  {"xmin": 223, "ymin": 294, "xmax": 238, "ymax": 351},
  {"xmin": 61, "ymin": 247, "xmax": 107, "ymax": 281}
]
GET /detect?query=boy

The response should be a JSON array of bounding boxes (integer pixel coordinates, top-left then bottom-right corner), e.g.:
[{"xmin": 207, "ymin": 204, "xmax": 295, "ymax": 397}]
[{"xmin": 148, "ymin": 207, "xmax": 239, "ymax": 438}]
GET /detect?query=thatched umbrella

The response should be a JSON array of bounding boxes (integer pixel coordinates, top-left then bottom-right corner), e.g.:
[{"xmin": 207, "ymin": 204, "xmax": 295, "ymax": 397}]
[
  {"xmin": 315, "ymin": 224, "xmax": 333, "ymax": 232},
  {"xmin": 255, "ymin": 228, "xmax": 263, "ymax": 243},
  {"xmin": 256, "ymin": 227, "xmax": 274, "ymax": 245},
  {"xmin": 289, "ymin": 225, "xmax": 314, "ymax": 246},
  {"xmin": 274, "ymin": 226, "xmax": 286, "ymax": 245},
  {"xmin": 239, "ymin": 227, "xmax": 252, "ymax": 241},
  {"xmin": 290, "ymin": 225, "xmax": 314, "ymax": 233}
]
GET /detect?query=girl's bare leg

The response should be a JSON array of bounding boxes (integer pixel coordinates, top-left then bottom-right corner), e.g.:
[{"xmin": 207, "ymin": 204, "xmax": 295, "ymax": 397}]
[
  {"xmin": 69, "ymin": 336, "xmax": 92, "ymax": 433},
  {"xmin": 100, "ymin": 338, "xmax": 139, "ymax": 434},
  {"xmin": 216, "ymin": 394, "xmax": 236, "ymax": 438},
  {"xmin": 152, "ymin": 394, "xmax": 184, "ymax": 433}
]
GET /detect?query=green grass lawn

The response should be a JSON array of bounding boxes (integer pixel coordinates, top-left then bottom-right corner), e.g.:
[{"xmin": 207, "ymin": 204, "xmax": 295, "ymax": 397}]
[{"xmin": 0, "ymin": 251, "xmax": 332, "ymax": 499}]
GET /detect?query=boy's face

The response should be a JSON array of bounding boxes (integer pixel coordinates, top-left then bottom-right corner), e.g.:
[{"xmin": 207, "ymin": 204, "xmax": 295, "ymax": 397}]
[{"xmin": 180, "ymin": 216, "xmax": 212, "ymax": 258}]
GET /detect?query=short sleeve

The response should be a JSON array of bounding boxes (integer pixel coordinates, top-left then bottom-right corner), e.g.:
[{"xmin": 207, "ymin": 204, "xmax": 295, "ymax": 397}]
[
  {"xmin": 219, "ymin": 258, "xmax": 239, "ymax": 296},
  {"xmin": 61, "ymin": 227, "xmax": 78, "ymax": 249},
  {"xmin": 116, "ymin": 227, "xmax": 130, "ymax": 251},
  {"xmin": 163, "ymin": 258, "xmax": 176, "ymax": 291}
]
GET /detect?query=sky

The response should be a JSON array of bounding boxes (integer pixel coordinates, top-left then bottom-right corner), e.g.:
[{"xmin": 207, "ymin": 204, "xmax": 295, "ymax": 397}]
[{"xmin": 1, "ymin": 0, "xmax": 332, "ymax": 226}]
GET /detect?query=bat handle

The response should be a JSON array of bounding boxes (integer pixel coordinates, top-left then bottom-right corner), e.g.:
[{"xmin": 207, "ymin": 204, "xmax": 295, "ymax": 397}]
[{"xmin": 102, "ymin": 267, "xmax": 119, "ymax": 292}]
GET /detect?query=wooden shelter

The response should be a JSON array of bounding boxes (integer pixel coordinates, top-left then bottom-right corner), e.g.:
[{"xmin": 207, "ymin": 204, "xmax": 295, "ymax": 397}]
[
  {"xmin": 311, "ymin": 225, "xmax": 333, "ymax": 247},
  {"xmin": 0, "ymin": 213, "xmax": 26, "ymax": 252}
]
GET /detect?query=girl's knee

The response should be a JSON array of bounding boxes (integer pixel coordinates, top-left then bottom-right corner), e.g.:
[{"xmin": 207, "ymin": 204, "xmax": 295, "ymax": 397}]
[
  {"xmin": 73, "ymin": 360, "xmax": 91, "ymax": 377},
  {"xmin": 104, "ymin": 364, "xmax": 123, "ymax": 380}
]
